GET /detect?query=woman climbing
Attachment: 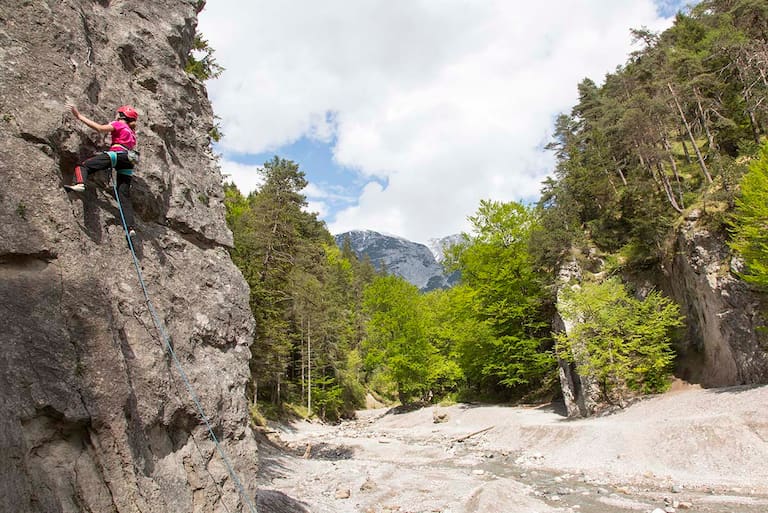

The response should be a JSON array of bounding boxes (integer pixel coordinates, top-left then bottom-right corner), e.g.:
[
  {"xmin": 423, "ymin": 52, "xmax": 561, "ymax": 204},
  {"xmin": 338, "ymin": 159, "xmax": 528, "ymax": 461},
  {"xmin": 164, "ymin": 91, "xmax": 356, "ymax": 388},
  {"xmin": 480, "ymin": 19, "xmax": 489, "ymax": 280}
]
[{"xmin": 65, "ymin": 104, "xmax": 139, "ymax": 237}]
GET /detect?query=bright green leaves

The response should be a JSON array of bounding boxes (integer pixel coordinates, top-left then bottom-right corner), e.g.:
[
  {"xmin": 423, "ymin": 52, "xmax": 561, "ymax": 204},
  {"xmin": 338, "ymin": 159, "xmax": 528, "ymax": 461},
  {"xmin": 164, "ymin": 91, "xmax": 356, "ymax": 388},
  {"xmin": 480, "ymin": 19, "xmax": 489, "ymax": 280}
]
[
  {"xmin": 447, "ymin": 200, "xmax": 556, "ymax": 398},
  {"xmin": 556, "ymin": 278, "xmax": 682, "ymax": 403},
  {"xmin": 363, "ymin": 276, "xmax": 439, "ymax": 403},
  {"xmin": 730, "ymin": 144, "xmax": 768, "ymax": 289}
]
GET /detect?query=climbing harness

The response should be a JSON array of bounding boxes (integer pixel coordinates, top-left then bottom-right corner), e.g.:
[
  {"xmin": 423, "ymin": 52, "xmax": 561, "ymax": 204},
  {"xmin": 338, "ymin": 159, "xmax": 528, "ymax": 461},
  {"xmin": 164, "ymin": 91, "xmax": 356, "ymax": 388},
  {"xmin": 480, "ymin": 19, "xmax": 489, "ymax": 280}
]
[
  {"xmin": 106, "ymin": 150, "xmax": 138, "ymax": 173},
  {"xmin": 112, "ymin": 174, "xmax": 259, "ymax": 513},
  {"xmin": 108, "ymin": 147, "xmax": 140, "ymax": 166}
]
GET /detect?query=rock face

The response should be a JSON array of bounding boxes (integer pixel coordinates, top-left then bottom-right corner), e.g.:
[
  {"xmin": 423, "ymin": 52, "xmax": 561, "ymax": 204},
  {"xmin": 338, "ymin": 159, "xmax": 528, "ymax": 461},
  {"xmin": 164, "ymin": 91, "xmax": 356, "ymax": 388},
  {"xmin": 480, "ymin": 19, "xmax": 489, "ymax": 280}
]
[
  {"xmin": 556, "ymin": 212, "xmax": 768, "ymax": 417},
  {"xmin": 335, "ymin": 230, "xmax": 460, "ymax": 291},
  {"xmin": 553, "ymin": 259, "xmax": 602, "ymax": 418},
  {"xmin": 663, "ymin": 212, "xmax": 768, "ymax": 386},
  {"xmin": 0, "ymin": 2, "xmax": 258, "ymax": 512},
  {"xmin": 427, "ymin": 234, "xmax": 464, "ymax": 264}
]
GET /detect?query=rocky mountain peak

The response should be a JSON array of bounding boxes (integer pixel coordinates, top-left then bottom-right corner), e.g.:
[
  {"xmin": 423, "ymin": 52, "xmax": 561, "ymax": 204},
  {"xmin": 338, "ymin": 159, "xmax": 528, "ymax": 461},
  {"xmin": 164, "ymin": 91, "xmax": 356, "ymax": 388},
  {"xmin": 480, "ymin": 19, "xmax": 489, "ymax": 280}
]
[
  {"xmin": 427, "ymin": 234, "xmax": 464, "ymax": 263},
  {"xmin": 335, "ymin": 230, "xmax": 460, "ymax": 291}
]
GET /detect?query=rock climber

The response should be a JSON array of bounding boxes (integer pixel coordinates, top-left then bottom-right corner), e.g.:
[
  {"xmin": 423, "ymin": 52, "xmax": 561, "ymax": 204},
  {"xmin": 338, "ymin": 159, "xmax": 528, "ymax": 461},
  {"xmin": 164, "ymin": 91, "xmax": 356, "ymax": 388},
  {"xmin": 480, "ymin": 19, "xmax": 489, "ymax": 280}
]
[{"xmin": 65, "ymin": 104, "xmax": 139, "ymax": 237}]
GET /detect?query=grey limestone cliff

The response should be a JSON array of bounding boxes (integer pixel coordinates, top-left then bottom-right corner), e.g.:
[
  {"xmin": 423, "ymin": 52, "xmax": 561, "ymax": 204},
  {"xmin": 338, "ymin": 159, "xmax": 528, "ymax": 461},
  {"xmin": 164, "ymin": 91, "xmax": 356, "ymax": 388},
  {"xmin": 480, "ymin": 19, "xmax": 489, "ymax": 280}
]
[
  {"xmin": 0, "ymin": 1, "xmax": 258, "ymax": 512},
  {"xmin": 663, "ymin": 211, "xmax": 768, "ymax": 386}
]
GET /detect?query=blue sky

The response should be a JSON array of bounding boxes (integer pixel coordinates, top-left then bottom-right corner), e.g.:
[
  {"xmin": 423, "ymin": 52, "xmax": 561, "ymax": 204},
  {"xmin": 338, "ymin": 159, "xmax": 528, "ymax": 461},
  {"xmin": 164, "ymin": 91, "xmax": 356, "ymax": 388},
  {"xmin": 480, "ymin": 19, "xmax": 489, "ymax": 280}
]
[{"xmin": 200, "ymin": 1, "xmax": 694, "ymax": 244}]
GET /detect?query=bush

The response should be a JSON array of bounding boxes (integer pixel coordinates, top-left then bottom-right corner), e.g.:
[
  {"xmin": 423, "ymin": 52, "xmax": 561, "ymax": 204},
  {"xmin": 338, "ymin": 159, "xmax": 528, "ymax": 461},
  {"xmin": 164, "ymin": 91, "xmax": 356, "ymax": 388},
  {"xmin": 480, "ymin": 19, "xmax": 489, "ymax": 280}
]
[{"xmin": 556, "ymin": 278, "xmax": 682, "ymax": 405}]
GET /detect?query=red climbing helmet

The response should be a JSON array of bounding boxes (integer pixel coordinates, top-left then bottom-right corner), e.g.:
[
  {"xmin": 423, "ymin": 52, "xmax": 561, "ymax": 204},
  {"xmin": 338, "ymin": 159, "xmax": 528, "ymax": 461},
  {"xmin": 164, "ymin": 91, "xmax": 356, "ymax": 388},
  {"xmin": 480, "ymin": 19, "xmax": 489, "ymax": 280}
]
[{"xmin": 116, "ymin": 105, "xmax": 138, "ymax": 121}]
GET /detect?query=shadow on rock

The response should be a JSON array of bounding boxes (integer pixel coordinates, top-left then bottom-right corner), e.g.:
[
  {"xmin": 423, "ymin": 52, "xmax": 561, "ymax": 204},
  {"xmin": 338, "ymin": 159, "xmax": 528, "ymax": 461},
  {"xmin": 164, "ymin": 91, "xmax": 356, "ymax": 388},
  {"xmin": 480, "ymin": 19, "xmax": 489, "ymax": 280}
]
[
  {"xmin": 387, "ymin": 401, "xmax": 429, "ymax": 415},
  {"xmin": 256, "ymin": 489, "xmax": 310, "ymax": 513},
  {"xmin": 305, "ymin": 442, "xmax": 354, "ymax": 460},
  {"xmin": 710, "ymin": 383, "xmax": 765, "ymax": 394}
]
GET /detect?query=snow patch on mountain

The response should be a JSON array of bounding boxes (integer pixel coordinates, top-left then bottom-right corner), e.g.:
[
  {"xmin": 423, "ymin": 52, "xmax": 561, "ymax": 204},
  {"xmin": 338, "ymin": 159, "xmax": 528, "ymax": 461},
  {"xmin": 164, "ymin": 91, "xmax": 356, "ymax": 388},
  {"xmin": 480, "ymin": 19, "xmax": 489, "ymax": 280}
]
[{"xmin": 335, "ymin": 230, "xmax": 460, "ymax": 291}]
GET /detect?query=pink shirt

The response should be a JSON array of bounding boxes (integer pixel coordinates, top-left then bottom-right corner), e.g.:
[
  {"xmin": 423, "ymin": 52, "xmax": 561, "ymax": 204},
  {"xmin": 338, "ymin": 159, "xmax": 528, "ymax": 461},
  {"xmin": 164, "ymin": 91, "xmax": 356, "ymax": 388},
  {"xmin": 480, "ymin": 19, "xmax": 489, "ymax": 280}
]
[{"xmin": 109, "ymin": 120, "xmax": 136, "ymax": 150}]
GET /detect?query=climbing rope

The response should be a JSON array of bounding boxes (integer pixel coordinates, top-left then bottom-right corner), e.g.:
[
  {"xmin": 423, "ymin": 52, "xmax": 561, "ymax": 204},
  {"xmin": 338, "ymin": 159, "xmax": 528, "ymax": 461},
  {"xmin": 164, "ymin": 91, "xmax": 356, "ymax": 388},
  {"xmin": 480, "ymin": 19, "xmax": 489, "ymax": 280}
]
[{"xmin": 112, "ymin": 175, "xmax": 259, "ymax": 513}]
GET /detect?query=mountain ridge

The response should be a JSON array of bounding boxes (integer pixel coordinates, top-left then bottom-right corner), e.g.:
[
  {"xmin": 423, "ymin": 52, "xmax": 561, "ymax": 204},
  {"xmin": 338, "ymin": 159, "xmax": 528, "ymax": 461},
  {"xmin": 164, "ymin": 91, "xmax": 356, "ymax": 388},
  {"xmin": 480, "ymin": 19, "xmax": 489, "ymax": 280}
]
[{"xmin": 335, "ymin": 230, "xmax": 461, "ymax": 291}]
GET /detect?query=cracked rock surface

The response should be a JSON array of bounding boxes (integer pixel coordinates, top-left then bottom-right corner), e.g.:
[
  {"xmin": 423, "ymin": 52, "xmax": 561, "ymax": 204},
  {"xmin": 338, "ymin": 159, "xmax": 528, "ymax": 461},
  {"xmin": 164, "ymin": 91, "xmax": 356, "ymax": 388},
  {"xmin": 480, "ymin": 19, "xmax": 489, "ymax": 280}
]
[{"xmin": 0, "ymin": 1, "xmax": 258, "ymax": 512}]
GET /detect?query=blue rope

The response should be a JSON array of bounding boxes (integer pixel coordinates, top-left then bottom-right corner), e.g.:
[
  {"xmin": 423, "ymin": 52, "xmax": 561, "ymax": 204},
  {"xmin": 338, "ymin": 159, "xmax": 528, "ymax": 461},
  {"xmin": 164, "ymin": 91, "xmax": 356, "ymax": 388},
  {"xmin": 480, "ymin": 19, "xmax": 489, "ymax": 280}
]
[{"xmin": 112, "ymin": 176, "xmax": 259, "ymax": 513}]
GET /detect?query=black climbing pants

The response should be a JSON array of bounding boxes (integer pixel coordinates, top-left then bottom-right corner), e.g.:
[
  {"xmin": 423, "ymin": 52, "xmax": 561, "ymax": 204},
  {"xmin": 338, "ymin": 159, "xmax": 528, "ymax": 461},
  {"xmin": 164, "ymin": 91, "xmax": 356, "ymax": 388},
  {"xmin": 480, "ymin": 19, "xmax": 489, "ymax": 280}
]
[{"xmin": 74, "ymin": 152, "xmax": 136, "ymax": 228}]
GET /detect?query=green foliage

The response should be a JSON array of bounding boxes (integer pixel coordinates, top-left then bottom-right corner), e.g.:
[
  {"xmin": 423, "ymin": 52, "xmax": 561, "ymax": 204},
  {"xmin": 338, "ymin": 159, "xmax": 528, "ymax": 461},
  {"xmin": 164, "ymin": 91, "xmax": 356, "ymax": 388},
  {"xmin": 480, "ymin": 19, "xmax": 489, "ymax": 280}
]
[
  {"xmin": 556, "ymin": 278, "xmax": 682, "ymax": 403},
  {"xmin": 209, "ymin": 116, "xmax": 224, "ymax": 142},
  {"xmin": 185, "ymin": 33, "xmax": 224, "ymax": 80},
  {"xmin": 537, "ymin": 2, "xmax": 767, "ymax": 271},
  {"xmin": 363, "ymin": 275, "xmax": 443, "ymax": 403},
  {"xmin": 16, "ymin": 202, "xmax": 27, "ymax": 220},
  {"xmin": 224, "ymin": 3, "xmax": 768, "ymax": 413},
  {"xmin": 446, "ymin": 200, "xmax": 556, "ymax": 398},
  {"xmin": 309, "ymin": 375, "xmax": 344, "ymax": 421},
  {"xmin": 224, "ymin": 157, "xmax": 377, "ymax": 421},
  {"xmin": 729, "ymin": 144, "xmax": 768, "ymax": 289}
]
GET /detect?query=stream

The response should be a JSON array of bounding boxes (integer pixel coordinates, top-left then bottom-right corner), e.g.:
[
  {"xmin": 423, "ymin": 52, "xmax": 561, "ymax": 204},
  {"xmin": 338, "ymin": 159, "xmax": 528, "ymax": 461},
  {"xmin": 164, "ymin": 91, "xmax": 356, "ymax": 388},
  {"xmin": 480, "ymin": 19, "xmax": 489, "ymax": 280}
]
[{"xmin": 255, "ymin": 402, "xmax": 768, "ymax": 513}]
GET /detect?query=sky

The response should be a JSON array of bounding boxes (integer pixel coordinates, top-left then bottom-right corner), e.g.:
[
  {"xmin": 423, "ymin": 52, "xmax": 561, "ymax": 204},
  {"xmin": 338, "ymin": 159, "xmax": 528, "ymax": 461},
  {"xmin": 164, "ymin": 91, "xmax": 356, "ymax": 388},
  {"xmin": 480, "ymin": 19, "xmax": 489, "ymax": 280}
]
[{"xmin": 198, "ymin": 1, "xmax": 692, "ymax": 244}]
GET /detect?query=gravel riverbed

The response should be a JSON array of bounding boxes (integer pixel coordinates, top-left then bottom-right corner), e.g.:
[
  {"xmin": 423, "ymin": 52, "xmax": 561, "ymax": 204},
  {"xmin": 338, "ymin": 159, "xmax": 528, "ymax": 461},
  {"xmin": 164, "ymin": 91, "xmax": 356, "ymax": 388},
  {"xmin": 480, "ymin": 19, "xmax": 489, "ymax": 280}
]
[{"xmin": 255, "ymin": 384, "xmax": 768, "ymax": 513}]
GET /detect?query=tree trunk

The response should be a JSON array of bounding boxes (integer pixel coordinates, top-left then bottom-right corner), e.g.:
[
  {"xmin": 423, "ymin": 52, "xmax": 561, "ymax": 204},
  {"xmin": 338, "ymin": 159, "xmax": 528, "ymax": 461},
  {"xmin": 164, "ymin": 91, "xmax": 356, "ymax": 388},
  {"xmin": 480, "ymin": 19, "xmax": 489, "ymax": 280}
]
[
  {"xmin": 276, "ymin": 372, "xmax": 281, "ymax": 406},
  {"xmin": 678, "ymin": 127, "xmax": 692, "ymax": 163},
  {"xmin": 612, "ymin": 157, "xmax": 627, "ymax": 186},
  {"xmin": 694, "ymin": 88, "xmax": 716, "ymax": 152},
  {"xmin": 659, "ymin": 125, "xmax": 685, "ymax": 208},
  {"xmin": 744, "ymin": 89, "xmax": 762, "ymax": 144},
  {"xmin": 655, "ymin": 162, "xmax": 684, "ymax": 213},
  {"xmin": 668, "ymin": 82, "xmax": 712, "ymax": 183},
  {"xmin": 307, "ymin": 317, "xmax": 312, "ymax": 416}
]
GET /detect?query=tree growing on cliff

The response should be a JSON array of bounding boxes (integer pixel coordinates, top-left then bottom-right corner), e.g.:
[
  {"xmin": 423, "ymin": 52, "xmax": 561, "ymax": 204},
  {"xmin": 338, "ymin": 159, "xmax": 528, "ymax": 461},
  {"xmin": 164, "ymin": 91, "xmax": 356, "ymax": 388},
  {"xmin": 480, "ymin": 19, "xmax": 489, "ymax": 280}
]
[
  {"xmin": 185, "ymin": 33, "xmax": 224, "ymax": 80},
  {"xmin": 556, "ymin": 278, "xmax": 682, "ymax": 404},
  {"xmin": 730, "ymin": 144, "xmax": 768, "ymax": 290}
]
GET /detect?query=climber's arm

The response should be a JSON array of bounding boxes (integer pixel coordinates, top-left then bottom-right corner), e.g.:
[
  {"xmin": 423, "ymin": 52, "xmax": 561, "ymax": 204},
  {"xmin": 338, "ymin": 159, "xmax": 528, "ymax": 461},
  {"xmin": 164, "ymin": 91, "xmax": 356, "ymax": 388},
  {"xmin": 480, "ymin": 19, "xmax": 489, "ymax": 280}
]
[{"xmin": 69, "ymin": 105, "xmax": 113, "ymax": 133}]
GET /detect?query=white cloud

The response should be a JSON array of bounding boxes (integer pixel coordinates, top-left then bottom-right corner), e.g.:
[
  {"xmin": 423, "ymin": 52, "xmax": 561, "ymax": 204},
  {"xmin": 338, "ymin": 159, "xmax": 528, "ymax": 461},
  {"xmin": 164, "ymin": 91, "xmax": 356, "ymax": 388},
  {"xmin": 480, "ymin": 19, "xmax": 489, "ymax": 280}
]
[
  {"xmin": 305, "ymin": 200, "xmax": 329, "ymax": 218},
  {"xmin": 219, "ymin": 159, "xmax": 263, "ymax": 195},
  {"xmin": 200, "ymin": 1, "xmax": 679, "ymax": 243}
]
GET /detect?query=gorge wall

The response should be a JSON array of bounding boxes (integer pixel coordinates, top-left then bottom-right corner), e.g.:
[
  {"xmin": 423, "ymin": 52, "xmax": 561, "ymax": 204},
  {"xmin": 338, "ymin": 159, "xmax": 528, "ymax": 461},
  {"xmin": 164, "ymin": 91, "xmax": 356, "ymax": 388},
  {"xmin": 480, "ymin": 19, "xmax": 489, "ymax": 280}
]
[
  {"xmin": 0, "ymin": 1, "xmax": 259, "ymax": 511},
  {"xmin": 662, "ymin": 211, "xmax": 768, "ymax": 386},
  {"xmin": 556, "ymin": 211, "xmax": 768, "ymax": 418}
]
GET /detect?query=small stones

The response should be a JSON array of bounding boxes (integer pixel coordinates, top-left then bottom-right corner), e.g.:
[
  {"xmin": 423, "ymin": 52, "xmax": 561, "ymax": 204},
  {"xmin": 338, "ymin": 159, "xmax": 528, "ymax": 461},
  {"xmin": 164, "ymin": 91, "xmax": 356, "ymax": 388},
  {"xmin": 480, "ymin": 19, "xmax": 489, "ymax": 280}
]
[
  {"xmin": 360, "ymin": 477, "xmax": 377, "ymax": 492},
  {"xmin": 432, "ymin": 409, "xmax": 449, "ymax": 423}
]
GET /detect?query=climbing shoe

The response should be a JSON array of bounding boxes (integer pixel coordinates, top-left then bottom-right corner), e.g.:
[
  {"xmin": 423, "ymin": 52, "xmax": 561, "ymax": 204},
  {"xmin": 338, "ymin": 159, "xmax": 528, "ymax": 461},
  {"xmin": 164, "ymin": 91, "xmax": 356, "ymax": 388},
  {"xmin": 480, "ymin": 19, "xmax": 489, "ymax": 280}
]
[{"xmin": 64, "ymin": 183, "xmax": 85, "ymax": 192}]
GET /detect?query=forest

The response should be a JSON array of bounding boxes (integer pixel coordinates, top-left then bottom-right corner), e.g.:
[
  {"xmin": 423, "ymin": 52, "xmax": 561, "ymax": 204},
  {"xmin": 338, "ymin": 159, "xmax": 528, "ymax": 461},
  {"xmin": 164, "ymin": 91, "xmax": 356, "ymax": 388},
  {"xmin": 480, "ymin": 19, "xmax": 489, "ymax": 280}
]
[{"xmin": 223, "ymin": 0, "xmax": 768, "ymax": 421}]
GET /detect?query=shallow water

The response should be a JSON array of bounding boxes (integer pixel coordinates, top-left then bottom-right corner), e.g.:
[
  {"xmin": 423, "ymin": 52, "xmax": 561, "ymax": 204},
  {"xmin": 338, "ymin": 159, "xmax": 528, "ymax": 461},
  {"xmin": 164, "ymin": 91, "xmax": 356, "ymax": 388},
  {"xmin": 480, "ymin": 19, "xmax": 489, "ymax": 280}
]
[{"xmin": 456, "ymin": 443, "xmax": 768, "ymax": 513}]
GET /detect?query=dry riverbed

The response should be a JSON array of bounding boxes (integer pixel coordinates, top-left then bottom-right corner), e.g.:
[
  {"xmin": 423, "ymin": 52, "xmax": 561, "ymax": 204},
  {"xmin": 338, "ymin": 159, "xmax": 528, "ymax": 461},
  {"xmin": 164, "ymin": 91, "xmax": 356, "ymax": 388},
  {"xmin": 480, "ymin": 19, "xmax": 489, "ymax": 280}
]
[{"xmin": 255, "ymin": 384, "xmax": 768, "ymax": 513}]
